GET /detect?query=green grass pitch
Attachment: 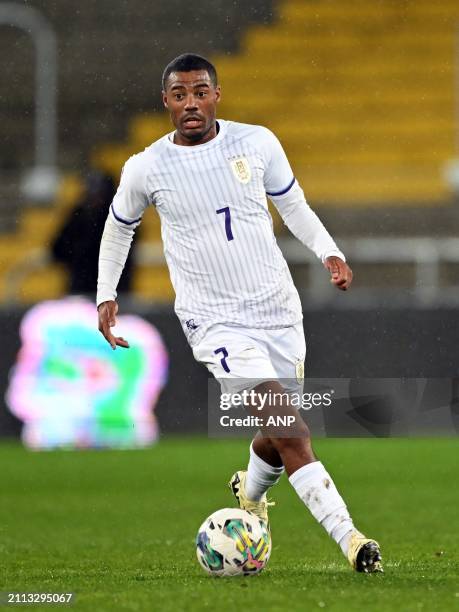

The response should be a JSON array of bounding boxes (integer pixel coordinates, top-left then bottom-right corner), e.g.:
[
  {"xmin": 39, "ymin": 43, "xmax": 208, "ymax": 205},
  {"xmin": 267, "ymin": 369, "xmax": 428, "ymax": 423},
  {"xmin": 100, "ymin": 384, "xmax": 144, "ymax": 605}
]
[{"xmin": 1, "ymin": 437, "xmax": 458, "ymax": 611}]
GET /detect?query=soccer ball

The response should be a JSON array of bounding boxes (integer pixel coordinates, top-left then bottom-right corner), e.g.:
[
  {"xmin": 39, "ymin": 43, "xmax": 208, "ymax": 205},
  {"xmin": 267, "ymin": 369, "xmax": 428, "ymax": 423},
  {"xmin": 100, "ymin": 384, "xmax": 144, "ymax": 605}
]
[{"xmin": 195, "ymin": 507, "xmax": 271, "ymax": 577}]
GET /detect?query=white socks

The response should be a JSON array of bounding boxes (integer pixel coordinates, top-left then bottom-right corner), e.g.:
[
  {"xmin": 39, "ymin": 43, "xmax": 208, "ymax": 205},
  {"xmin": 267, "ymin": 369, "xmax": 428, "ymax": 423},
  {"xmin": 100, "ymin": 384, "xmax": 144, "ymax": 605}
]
[
  {"xmin": 289, "ymin": 461, "xmax": 355, "ymax": 555},
  {"xmin": 244, "ymin": 449, "xmax": 355, "ymax": 556},
  {"xmin": 245, "ymin": 443, "xmax": 285, "ymax": 501}
]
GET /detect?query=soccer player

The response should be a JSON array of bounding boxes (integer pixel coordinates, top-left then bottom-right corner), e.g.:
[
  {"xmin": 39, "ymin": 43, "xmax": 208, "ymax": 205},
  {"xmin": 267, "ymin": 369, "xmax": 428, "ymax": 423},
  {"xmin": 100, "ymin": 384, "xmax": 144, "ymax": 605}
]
[{"xmin": 97, "ymin": 53, "xmax": 383, "ymax": 573}]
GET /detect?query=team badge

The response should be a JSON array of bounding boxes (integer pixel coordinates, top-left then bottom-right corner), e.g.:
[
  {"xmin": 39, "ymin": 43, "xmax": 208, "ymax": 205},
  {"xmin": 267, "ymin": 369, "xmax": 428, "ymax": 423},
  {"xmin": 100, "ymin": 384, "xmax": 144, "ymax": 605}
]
[
  {"xmin": 295, "ymin": 360, "xmax": 305, "ymax": 384},
  {"xmin": 229, "ymin": 157, "xmax": 251, "ymax": 184}
]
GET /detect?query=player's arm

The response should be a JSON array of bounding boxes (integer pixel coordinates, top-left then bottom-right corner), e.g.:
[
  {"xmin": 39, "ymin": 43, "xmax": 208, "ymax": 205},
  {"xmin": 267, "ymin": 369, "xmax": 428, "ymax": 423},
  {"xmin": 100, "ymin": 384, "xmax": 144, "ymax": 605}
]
[
  {"xmin": 271, "ymin": 182, "xmax": 352, "ymax": 290},
  {"xmin": 97, "ymin": 156, "xmax": 149, "ymax": 348},
  {"xmin": 262, "ymin": 129, "xmax": 352, "ymax": 291}
]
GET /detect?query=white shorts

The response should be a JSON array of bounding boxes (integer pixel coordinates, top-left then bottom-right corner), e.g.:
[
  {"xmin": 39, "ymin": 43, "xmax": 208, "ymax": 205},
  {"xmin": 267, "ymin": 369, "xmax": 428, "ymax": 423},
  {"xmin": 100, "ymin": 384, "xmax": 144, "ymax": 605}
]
[{"xmin": 192, "ymin": 322, "xmax": 306, "ymax": 395}]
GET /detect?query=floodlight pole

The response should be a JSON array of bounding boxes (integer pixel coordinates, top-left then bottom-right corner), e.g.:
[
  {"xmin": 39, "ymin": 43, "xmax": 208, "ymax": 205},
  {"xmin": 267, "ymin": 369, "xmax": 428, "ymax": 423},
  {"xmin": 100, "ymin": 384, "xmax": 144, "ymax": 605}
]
[
  {"xmin": 0, "ymin": 2, "xmax": 59, "ymax": 201},
  {"xmin": 455, "ymin": 25, "xmax": 459, "ymax": 156}
]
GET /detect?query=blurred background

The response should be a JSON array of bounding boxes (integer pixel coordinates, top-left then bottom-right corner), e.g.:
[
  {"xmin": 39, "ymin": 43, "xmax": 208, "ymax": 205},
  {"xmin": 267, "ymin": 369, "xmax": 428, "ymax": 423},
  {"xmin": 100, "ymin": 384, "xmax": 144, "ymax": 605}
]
[{"xmin": 1, "ymin": 0, "xmax": 459, "ymax": 445}]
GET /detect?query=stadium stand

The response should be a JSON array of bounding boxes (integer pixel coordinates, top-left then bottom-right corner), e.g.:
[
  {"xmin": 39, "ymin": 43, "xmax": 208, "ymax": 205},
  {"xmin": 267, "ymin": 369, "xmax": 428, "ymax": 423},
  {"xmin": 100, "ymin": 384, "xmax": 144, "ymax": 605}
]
[
  {"xmin": 0, "ymin": 0, "xmax": 273, "ymax": 301},
  {"xmin": 93, "ymin": 0, "xmax": 458, "ymax": 206},
  {"xmin": 0, "ymin": 0, "xmax": 458, "ymax": 302}
]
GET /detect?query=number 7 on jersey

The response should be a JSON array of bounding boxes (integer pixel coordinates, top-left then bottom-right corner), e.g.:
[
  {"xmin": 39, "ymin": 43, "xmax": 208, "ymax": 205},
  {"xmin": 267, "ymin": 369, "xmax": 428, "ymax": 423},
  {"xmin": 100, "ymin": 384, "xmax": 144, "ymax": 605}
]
[{"xmin": 216, "ymin": 206, "xmax": 234, "ymax": 241}]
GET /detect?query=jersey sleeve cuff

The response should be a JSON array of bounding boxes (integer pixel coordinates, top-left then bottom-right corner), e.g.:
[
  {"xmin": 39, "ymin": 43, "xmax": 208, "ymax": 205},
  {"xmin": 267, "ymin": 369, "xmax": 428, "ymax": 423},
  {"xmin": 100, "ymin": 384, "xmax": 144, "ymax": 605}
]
[
  {"xmin": 321, "ymin": 249, "xmax": 346, "ymax": 263},
  {"xmin": 96, "ymin": 289, "xmax": 117, "ymax": 308}
]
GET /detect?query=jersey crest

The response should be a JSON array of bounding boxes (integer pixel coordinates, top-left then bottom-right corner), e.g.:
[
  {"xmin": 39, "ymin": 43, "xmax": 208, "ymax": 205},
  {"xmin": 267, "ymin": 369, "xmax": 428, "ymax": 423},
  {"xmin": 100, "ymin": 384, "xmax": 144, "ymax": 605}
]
[
  {"xmin": 295, "ymin": 359, "xmax": 304, "ymax": 384},
  {"xmin": 229, "ymin": 156, "xmax": 251, "ymax": 184}
]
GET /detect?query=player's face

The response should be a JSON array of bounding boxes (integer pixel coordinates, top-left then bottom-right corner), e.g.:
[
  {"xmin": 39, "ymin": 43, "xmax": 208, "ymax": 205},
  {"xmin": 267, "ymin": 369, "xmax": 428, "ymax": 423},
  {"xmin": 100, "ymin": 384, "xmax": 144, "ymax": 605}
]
[{"xmin": 162, "ymin": 70, "xmax": 221, "ymax": 146}]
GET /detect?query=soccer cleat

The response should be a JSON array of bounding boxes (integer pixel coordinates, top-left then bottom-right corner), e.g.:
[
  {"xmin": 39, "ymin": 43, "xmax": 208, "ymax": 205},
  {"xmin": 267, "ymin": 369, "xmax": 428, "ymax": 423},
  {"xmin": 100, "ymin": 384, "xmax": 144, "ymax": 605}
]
[
  {"xmin": 347, "ymin": 531, "xmax": 384, "ymax": 573},
  {"xmin": 228, "ymin": 470, "xmax": 273, "ymax": 524}
]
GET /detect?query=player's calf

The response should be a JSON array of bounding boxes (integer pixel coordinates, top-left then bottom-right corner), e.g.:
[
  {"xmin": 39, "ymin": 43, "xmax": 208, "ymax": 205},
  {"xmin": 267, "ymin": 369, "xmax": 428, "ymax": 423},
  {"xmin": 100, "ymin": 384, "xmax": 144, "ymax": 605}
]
[
  {"xmin": 268, "ymin": 435, "xmax": 316, "ymax": 476},
  {"xmin": 240, "ymin": 381, "xmax": 384, "ymax": 572}
]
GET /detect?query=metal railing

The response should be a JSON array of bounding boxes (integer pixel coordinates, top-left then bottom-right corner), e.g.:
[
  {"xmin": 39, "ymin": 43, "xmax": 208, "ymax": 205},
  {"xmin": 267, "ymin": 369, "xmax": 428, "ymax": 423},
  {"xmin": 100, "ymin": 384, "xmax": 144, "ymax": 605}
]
[
  {"xmin": 3, "ymin": 236, "xmax": 458, "ymax": 306},
  {"xmin": 278, "ymin": 236, "xmax": 459, "ymax": 304}
]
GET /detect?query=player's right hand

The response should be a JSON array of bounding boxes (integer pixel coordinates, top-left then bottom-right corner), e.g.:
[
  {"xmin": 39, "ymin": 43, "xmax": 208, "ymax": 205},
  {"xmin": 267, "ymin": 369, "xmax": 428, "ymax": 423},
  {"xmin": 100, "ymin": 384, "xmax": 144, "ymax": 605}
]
[
  {"xmin": 97, "ymin": 300, "xmax": 130, "ymax": 350},
  {"xmin": 324, "ymin": 256, "xmax": 353, "ymax": 291}
]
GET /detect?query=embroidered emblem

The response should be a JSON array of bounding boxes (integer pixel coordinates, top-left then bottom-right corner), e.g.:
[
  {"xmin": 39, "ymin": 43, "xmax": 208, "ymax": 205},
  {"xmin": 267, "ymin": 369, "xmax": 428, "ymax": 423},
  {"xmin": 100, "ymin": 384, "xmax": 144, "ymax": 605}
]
[
  {"xmin": 229, "ymin": 157, "xmax": 251, "ymax": 184},
  {"xmin": 295, "ymin": 360, "xmax": 305, "ymax": 384},
  {"xmin": 186, "ymin": 319, "xmax": 199, "ymax": 331}
]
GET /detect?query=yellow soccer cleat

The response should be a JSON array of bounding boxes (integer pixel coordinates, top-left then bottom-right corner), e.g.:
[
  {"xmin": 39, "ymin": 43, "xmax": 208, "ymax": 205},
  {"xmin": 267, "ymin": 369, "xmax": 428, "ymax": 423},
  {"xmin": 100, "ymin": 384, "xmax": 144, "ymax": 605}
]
[
  {"xmin": 228, "ymin": 470, "xmax": 274, "ymax": 524},
  {"xmin": 347, "ymin": 531, "xmax": 384, "ymax": 573}
]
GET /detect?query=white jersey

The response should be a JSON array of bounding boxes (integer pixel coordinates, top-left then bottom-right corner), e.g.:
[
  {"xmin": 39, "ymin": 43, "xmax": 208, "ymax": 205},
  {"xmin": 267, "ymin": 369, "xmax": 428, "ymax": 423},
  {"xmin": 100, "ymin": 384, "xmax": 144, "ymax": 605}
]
[{"xmin": 100, "ymin": 119, "xmax": 343, "ymax": 346}]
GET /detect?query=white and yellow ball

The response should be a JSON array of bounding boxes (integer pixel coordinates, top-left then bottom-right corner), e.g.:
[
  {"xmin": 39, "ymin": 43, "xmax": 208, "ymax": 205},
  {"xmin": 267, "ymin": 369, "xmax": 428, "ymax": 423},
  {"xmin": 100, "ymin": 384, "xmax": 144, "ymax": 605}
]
[{"xmin": 196, "ymin": 507, "xmax": 271, "ymax": 577}]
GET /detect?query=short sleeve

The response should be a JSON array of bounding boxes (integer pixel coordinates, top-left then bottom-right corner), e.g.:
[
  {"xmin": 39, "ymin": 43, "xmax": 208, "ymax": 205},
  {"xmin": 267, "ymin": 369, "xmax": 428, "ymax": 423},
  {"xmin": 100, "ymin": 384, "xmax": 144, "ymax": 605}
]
[
  {"xmin": 109, "ymin": 154, "xmax": 149, "ymax": 227},
  {"xmin": 262, "ymin": 128, "xmax": 296, "ymax": 197}
]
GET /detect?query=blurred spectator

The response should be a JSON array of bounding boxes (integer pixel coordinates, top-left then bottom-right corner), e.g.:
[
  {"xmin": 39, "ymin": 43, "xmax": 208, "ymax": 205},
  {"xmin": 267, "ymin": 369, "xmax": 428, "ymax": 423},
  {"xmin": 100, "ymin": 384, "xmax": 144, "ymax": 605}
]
[{"xmin": 52, "ymin": 172, "xmax": 137, "ymax": 296}]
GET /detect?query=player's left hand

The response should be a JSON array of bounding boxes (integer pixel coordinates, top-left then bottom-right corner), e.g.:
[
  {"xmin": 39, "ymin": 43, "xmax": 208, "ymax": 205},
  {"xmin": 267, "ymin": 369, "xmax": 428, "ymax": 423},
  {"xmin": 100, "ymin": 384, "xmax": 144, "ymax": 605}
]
[{"xmin": 324, "ymin": 256, "xmax": 353, "ymax": 291}]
